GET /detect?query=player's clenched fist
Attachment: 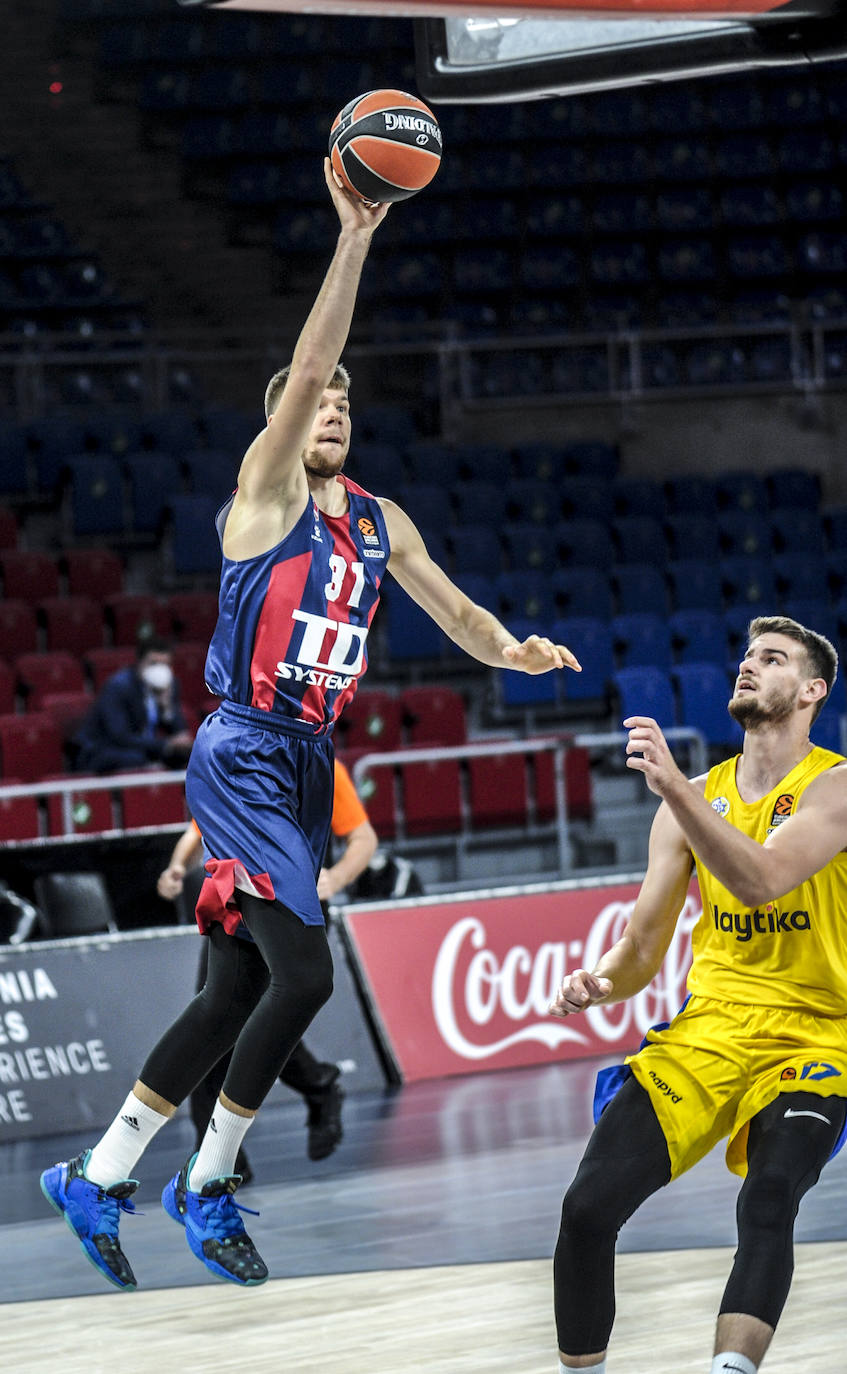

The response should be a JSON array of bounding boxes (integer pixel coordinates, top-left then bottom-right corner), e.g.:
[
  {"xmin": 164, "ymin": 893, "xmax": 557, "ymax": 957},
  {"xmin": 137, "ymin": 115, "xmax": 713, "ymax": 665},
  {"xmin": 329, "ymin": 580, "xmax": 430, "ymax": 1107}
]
[{"xmin": 548, "ymin": 968, "xmax": 613, "ymax": 1018}]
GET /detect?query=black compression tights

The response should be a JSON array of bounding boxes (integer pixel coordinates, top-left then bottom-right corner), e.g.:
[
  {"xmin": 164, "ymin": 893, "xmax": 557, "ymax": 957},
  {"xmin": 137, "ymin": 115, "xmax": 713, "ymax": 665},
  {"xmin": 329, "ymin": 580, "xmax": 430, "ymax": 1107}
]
[
  {"xmin": 554, "ymin": 1078, "xmax": 847, "ymax": 1356},
  {"xmin": 138, "ymin": 893, "xmax": 334, "ymax": 1112}
]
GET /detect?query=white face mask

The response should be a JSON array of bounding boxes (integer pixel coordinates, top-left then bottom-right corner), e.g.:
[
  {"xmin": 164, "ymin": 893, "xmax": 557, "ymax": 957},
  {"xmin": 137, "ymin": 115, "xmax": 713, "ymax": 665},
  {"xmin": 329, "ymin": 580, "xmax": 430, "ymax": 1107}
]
[{"xmin": 141, "ymin": 662, "xmax": 173, "ymax": 692}]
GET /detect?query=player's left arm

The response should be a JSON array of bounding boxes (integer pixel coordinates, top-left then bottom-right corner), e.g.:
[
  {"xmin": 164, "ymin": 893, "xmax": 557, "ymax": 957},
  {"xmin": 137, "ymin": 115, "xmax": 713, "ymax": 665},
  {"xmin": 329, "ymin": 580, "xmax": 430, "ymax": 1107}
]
[
  {"xmin": 625, "ymin": 716, "xmax": 847, "ymax": 905},
  {"xmin": 379, "ymin": 499, "xmax": 581, "ymax": 674}
]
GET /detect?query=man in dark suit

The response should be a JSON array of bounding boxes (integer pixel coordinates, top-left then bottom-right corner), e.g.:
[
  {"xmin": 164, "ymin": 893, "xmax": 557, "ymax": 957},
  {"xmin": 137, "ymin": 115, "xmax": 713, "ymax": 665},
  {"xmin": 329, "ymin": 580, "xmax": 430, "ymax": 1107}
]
[{"xmin": 74, "ymin": 634, "xmax": 194, "ymax": 774}]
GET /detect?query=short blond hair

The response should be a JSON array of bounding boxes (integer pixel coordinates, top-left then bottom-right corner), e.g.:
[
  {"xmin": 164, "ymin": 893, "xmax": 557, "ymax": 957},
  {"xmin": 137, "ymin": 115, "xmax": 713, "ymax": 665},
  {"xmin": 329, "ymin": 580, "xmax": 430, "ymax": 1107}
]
[{"xmin": 264, "ymin": 363, "xmax": 351, "ymax": 420}]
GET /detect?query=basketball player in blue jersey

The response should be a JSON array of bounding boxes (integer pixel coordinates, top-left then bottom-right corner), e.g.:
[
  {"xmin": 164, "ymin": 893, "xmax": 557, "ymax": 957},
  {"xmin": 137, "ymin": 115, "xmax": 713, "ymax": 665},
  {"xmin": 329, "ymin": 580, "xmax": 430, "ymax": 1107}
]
[
  {"xmin": 548, "ymin": 616, "xmax": 847, "ymax": 1374},
  {"xmin": 40, "ymin": 157, "xmax": 581, "ymax": 1292}
]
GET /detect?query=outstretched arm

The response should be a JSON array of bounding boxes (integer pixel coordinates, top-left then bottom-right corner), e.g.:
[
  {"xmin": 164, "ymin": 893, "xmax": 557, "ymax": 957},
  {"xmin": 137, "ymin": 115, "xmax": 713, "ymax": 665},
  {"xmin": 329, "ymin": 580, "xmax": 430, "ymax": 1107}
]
[
  {"xmin": 317, "ymin": 817, "xmax": 379, "ymax": 901},
  {"xmin": 549, "ymin": 798, "xmax": 694, "ymax": 1016},
  {"xmin": 157, "ymin": 821, "xmax": 204, "ymax": 900},
  {"xmin": 223, "ymin": 162, "xmax": 389, "ymax": 559},
  {"xmin": 624, "ymin": 715, "xmax": 847, "ymax": 906},
  {"xmin": 380, "ymin": 500, "xmax": 581, "ymax": 673}
]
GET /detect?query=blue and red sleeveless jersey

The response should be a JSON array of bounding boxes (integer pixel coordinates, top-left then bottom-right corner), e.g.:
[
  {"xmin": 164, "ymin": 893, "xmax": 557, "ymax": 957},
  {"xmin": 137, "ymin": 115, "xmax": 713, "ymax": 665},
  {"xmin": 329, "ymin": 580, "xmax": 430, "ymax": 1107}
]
[{"xmin": 204, "ymin": 475, "xmax": 389, "ymax": 735}]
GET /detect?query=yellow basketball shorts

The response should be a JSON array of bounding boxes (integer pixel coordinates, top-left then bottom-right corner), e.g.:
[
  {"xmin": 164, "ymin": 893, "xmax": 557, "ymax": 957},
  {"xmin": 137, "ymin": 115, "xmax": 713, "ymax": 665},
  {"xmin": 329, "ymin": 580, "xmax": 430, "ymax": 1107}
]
[{"xmin": 625, "ymin": 994, "xmax": 847, "ymax": 1179}]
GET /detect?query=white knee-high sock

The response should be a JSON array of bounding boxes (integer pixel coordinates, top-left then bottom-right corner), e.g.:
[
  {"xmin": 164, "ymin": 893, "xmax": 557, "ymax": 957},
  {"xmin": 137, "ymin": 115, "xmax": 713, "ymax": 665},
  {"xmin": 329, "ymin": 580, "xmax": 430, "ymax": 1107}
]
[
  {"xmin": 86, "ymin": 1092, "xmax": 171, "ymax": 1186},
  {"xmin": 711, "ymin": 1355, "xmax": 757, "ymax": 1374},
  {"xmin": 189, "ymin": 1100, "xmax": 254, "ymax": 1190}
]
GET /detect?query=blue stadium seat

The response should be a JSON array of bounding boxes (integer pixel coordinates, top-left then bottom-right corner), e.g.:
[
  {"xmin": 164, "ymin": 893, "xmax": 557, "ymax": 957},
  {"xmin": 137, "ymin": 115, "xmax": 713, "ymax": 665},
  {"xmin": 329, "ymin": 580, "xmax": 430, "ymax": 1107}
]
[
  {"xmin": 0, "ymin": 421, "xmax": 29, "ymax": 497},
  {"xmin": 560, "ymin": 476, "xmax": 615, "ymax": 525},
  {"xmin": 507, "ymin": 480, "xmax": 559, "ymax": 525},
  {"xmin": 714, "ymin": 133, "xmax": 774, "ymax": 178},
  {"xmin": 665, "ymin": 475, "xmax": 717, "ymax": 516},
  {"xmin": 777, "ymin": 129, "xmax": 836, "ymax": 174},
  {"xmin": 669, "ymin": 609, "xmax": 728, "ymax": 666},
  {"xmin": 719, "ymin": 183, "xmax": 782, "ymax": 227},
  {"xmin": 551, "ymin": 567, "xmax": 614, "ymax": 621},
  {"xmin": 500, "ymin": 619, "xmax": 559, "ymax": 709},
  {"xmin": 501, "ymin": 523, "xmax": 551, "ymax": 574},
  {"xmin": 781, "ymin": 599, "xmax": 839, "ymax": 644},
  {"xmin": 612, "ymin": 612, "xmax": 673, "ymax": 671},
  {"xmin": 613, "ymin": 478, "xmax": 666, "ymax": 522},
  {"xmin": 452, "ymin": 443, "xmax": 512, "ymax": 484},
  {"xmin": 657, "ymin": 238, "xmax": 717, "ymax": 283},
  {"xmin": 767, "ymin": 468, "xmax": 822, "ymax": 512},
  {"xmin": 665, "ymin": 513, "xmax": 720, "ymax": 562},
  {"xmin": 494, "ymin": 571, "xmax": 554, "ymax": 621},
  {"xmin": 810, "ymin": 709, "xmax": 843, "ymax": 753},
  {"xmin": 673, "ymin": 662, "xmax": 742, "ymax": 747},
  {"xmin": 612, "ymin": 665, "xmax": 675, "ymax": 730},
  {"xmin": 381, "ymin": 583, "xmax": 445, "ymax": 662},
  {"xmin": 770, "ymin": 509, "xmax": 826, "ymax": 557},
  {"xmin": 653, "ymin": 136, "xmax": 710, "ymax": 181},
  {"xmin": 352, "ymin": 442, "xmax": 405, "ymax": 496},
  {"xmin": 552, "ymin": 616, "xmax": 614, "ymax": 704},
  {"xmin": 723, "ymin": 605, "xmax": 770, "ymax": 669},
  {"xmin": 717, "ymin": 510, "xmax": 772, "ymax": 559},
  {"xmin": 397, "ymin": 483, "xmax": 453, "ymax": 531},
  {"xmin": 720, "ymin": 555, "xmax": 775, "ymax": 608},
  {"xmin": 451, "ymin": 481, "xmax": 508, "ymax": 526},
  {"xmin": 124, "ymin": 451, "xmax": 182, "ymax": 535},
  {"xmin": 611, "ymin": 562, "xmax": 669, "ymax": 616},
  {"xmin": 785, "ymin": 180, "xmax": 843, "ymax": 224},
  {"xmin": 170, "ymin": 495, "xmax": 223, "ymax": 576},
  {"xmin": 714, "ymin": 470, "xmax": 767, "ymax": 514},
  {"xmin": 655, "ymin": 187, "xmax": 713, "ymax": 232},
  {"xmin": 68, "ymin": 455, "xmax": 125, "ymax": 537},
  {"xmin": 612, "ymin": 517, "xmax": 667, "ymax": 566},
  {"xmin": 555, "ymin": 519, "xmax": 615, "ymax": 569},
  {"xmin": 774, "ymin": 554, "xmax": 829, "ymax": 602},
  {"xmin": 562, "ymin": 441, "xmax": 618, "ymax": 482},
  {"xmin": 727, "ymin": 235, "xmax": 792, "ymax": 279},
  {"xmin": 449, "ymin": 524, "xmax": 503, "ymax": 576},
  {"xmin": 668, "ymin": 559, "xmax": 723, "ymax": 612}
]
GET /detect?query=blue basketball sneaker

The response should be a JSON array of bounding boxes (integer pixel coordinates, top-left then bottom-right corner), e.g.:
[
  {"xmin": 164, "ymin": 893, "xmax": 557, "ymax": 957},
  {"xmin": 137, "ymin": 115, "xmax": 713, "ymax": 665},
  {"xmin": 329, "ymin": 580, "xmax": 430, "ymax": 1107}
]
[
  {"xmin": 162, "ymin": 1154, "xmax": 268, "ymax": 1285},
  {"xmin": 40, "ymin": 1150, "xmax": 139, "ymax": 1291}
]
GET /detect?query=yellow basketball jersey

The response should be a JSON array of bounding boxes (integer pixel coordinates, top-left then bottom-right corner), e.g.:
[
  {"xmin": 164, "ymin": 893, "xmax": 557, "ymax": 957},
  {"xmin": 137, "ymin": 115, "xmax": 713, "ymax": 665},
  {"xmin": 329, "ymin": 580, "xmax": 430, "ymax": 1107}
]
[{"xmin": 690, "ymin": 746, "xmax": 847, "ymax": 1016}]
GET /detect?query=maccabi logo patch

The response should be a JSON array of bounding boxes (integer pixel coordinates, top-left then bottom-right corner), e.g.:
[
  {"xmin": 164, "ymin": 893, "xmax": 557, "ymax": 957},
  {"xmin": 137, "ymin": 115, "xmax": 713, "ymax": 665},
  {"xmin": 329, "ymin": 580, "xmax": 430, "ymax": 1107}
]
[{"xmin": 711, "ymin": 796, "xmax": 730, "ymax": 818}]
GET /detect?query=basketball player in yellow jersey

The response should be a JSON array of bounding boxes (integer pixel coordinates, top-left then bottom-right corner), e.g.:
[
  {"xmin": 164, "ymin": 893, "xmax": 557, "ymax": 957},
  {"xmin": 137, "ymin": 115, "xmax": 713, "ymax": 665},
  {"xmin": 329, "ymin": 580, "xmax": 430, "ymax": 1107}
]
[{"xmin": 548, "ymin": 615, "xmax": 847, "ymax": 1374}]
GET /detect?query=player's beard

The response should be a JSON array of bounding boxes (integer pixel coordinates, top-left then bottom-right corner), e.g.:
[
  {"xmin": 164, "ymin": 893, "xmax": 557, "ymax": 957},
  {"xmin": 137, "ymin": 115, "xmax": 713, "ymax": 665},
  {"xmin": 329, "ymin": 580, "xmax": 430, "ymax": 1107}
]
[
  {"xmin": 727, "ymin": 683, "xmax": 797, "ymax": 730},
  {"xmin": 303, "ymin": 444, "xmax": 347, "ymax": 480}
]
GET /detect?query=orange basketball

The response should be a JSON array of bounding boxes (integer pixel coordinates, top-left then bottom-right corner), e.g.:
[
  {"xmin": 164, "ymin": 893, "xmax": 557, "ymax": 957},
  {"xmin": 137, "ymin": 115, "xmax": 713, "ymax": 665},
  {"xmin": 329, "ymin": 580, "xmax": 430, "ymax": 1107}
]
[{"xmin": 328, "ymin": 89, "xmax": 442, "ymax": 204}]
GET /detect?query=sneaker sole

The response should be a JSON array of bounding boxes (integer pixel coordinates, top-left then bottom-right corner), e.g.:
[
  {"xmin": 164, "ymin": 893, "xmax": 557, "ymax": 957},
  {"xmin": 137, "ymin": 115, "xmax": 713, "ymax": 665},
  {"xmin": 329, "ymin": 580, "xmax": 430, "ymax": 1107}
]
[
  {"xmin": 40, "ymin": 1171, "xmax": 136, "ymax": 1293},
  {"xmin": 161, "ymin": 1178, "xmax": 267, "ymax": 1287}
]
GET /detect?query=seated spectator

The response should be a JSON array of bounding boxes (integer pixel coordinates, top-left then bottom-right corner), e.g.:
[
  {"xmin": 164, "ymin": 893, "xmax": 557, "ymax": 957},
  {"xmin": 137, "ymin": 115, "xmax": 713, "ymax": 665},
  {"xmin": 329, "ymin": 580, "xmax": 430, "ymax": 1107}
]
[{"xmin": 73, "ymin": 634, "xmax": 194, "ymax": 774}]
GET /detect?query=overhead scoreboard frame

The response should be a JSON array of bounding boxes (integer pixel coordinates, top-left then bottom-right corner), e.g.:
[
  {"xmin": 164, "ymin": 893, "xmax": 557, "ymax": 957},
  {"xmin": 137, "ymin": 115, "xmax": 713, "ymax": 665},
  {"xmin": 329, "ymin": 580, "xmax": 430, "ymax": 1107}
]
[{"xmin": 178, "ymin": 0, "xmax": 847, "ymax": 100}]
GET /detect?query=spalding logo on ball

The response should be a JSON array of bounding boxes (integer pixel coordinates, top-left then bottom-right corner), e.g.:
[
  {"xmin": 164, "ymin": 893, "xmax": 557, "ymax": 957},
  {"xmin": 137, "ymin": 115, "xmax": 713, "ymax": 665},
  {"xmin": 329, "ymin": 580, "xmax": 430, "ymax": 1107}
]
[{"xmin": 329, "ymin": 89, "xmax": 442, "ymax": 204}]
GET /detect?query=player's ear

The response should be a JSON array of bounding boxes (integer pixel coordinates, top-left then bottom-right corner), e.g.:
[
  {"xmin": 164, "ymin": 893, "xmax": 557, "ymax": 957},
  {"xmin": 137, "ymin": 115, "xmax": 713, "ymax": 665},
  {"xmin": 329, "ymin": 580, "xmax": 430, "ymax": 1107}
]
[{"xmin": 804, "ymin": 676, "xmax": 828, "ymax": 706}]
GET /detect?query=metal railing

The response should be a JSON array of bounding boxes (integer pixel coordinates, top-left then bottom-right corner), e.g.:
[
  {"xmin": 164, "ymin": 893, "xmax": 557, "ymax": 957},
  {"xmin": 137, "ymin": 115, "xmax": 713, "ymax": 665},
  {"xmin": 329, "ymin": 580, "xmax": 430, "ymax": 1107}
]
[
  {"xmin": 351, "ymin": 727, "xmax": 706, "ymax": 873},
  {"xmin": 0, "ymin": 727, "xmax": 708, "ymax": 855}
]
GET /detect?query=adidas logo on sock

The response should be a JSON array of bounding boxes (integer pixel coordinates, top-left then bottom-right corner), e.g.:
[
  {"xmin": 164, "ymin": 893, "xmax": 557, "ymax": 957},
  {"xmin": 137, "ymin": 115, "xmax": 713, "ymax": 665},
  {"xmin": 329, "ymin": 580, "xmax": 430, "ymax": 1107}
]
[{"xmin": 121, "ymin": 1114, "xmax": 140, "ymax": 1131}]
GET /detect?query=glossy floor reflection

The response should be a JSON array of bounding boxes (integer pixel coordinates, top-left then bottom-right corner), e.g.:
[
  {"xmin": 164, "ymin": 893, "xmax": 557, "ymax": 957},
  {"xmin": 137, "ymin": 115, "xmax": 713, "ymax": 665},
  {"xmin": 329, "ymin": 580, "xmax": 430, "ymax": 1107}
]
[{"xmin": 2, "ymin": 1058, "xmax": 846, "ymax": 1305}]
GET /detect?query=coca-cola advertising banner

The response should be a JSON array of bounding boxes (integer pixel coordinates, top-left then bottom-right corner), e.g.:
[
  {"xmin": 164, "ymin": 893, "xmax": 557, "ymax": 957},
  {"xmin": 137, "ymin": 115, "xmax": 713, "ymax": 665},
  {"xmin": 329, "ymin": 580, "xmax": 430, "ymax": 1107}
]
[{"xmin": 343, "ymin": 879, "xmax": 700, "ymax": 1081}]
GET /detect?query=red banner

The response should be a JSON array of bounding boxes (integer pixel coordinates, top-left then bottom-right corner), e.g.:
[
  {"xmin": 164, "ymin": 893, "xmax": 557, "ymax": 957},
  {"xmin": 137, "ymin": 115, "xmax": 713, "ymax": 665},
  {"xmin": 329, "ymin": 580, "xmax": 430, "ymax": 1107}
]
[{"xmin": 344, "ymin": 880, "xmax": 699, "ymax": 1081}]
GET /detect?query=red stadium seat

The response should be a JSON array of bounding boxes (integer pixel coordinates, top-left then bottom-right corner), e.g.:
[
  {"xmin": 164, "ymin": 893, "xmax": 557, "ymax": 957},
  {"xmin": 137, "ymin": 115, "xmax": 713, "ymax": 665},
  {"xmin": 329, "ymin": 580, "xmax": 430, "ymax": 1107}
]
[
  {"xmin": 0, "ymin": 778, "xmax": 41, "ymax": 841},
  {"xmin": 40, "ymin": 690, "xmax": 92, "ymax": 744},
  {"xmin": 0, "ymin": 598, "xmax": 39, "ymax": 661},
  {"xmin": 170, "ymin": 640, "xmax": 211, "ymax": 715},
  {"xmin": 39, "ymin": 595, "xmax": 104, "ymax": 654},
  {"xmin": 119, "ymin": 774, "xmax": 187, "ymax": 829},
  {"xmin": 401, "ymin": 685, "xmax": 467, "ymax": 747},
  {"xmin": 0, "ymin": 711, "xmax": 63, "ymax": 781},
  {"xmin": 535, "ymin": 745, "xmax": 593, "ymax": 823},
  {"xmin": 402, "ymin": 757, "xmax": 463, "ymax": 836},
  {"xmin": 0, "ymin": 550, "xmax": 60, "ymax": 602},
  {"xmin": 84, "ymin": 645, "xmax": 136, "ymax": 690},
  {"xmin": 62, "ymin": 548, "xmax": 124, "ymax": 598},
  {"xmin": 0, "ymin": 506, "xmax": 19, "ymax": 550},
  {"xmin": 468, "ymin": 753, "xmax": 529, "ymax": 830},
  {"xmin": 15, "ymin": 652, "xmax": 86, "ymax": 710},
  {"xmin": 45, "ymin": 776, "xmax": 114, "ymax": 836},
  {"xmin": 339, "ymin": 689, "xmax": 403, "ymax": 753},
  {"xmin": 167, "ymin": 591, "xmax": 219, "ymax": 643},
  {"xmin": 104, "ymin": 593, "xmax": 170, "ymax": 646},
  {"xmin": 341, "ymin": 749, "xmax": 398, "ymax": 840},
  {"xmin": 0, "ymin": 660, "xmax": 15, "ymax": 714}
]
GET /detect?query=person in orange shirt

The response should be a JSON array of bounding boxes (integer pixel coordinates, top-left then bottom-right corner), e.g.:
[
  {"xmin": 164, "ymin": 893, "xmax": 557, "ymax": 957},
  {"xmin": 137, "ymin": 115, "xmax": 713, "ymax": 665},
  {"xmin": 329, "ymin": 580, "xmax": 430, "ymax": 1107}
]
[{"xmin": 157, "ymin": 758, "xmax": 377, "ymax": 1179}]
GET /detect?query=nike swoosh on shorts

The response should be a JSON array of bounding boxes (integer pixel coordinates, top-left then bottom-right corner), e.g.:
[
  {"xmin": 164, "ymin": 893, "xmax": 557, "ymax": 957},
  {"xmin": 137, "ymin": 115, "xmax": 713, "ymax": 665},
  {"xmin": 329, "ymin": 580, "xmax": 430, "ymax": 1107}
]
[{"xmin": 783, "ymin": 1107, "xmax": 831, "ymax": 1124}]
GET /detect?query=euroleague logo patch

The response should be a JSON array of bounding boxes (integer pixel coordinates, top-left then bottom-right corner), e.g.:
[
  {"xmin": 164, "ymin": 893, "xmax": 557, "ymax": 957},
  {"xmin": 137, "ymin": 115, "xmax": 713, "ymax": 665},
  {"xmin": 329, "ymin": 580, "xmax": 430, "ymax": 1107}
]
[
  {"xmin": 767, "ymin": 793, "xmax": 794, "ymax": 835},
  {"xmin": 357, "ymin": 515, "xmax": 384, "ymax": 558}
]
